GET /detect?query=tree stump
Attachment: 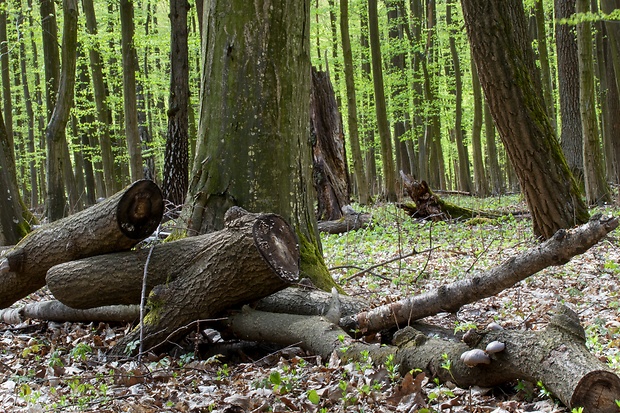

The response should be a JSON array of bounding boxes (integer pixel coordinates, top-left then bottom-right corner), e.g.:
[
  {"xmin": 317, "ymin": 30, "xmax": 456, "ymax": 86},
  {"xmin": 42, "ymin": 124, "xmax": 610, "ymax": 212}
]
[{"xmin": 0, "ymin": 180, "xmax": 163, "ymax": 308}]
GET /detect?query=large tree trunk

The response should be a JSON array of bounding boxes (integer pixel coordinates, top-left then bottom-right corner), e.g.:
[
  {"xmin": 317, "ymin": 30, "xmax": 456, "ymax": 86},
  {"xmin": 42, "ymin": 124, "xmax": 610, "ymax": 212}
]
[
  {"xmin": 228, "ymin": 305, "xmax": 620, "ymax": 412},
  {"xmin": 311, "ymin": 67, "xmax": 350, "ymax": 222},
  {"xmin": 182, "ymin": 0, "xmax": 338, "ymax": 292},
  {"xmin": 0, "ymin": 180, "xmax": 163, "ymax": 308},
  {"xmin": 107, "ymin": 207, "xmax": 299, "ymax": 356},
  {"xmin": 461, "ymin": 0, "xmax": 589, "ymax": 239}
]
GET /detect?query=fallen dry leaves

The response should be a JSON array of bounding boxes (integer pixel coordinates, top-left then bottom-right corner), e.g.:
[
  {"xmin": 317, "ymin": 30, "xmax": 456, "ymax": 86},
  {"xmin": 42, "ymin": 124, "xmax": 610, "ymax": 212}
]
[{"xmin": 1, "ymin": 198, "xmax": 619, "ymax": 412}]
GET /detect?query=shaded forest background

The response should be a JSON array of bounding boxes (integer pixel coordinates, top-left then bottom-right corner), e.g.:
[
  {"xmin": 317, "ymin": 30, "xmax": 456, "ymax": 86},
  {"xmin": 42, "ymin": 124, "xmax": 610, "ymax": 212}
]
[{"xmin": 0, "ymin": 0, "xmax": 618, "ymax": 220}]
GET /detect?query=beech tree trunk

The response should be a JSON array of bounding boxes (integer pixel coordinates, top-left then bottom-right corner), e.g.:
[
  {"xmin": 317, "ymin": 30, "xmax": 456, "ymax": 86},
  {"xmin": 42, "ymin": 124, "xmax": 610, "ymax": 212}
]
[
  {"xmin": 106, "ymin": 207, "xmax": 300, "ymax": 356},
  {"xmin": 0, "ymin": 180, "xmax": 163, "ymax": 308}
]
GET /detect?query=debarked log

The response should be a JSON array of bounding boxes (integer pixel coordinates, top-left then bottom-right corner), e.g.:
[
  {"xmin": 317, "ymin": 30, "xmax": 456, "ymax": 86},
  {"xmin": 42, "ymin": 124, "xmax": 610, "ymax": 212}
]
[
  {"xmin": 228, "ymin": 304, "xmax": 620, "ymax": 413},
  {"xmin": 0, "ymin": 180, "xmax": 163, "ymax": 308}
]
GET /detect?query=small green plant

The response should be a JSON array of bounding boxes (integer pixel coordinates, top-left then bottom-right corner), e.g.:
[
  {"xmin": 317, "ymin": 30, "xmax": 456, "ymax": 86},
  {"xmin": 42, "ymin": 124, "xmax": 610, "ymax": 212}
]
[
  {"xmin": 179, "ymin": 352, "xmax": 195, "ymax": 366},
  {"xmin": 217, "ymin": 363, "xmax": 230, "ymax": 380},
  {"xmin": 70, "ymin": 343, "xmax": 92, "ymax": 362},
  {"xmin": 307, "ymin": 389, "xmax": 320, "ymax": 405},
  {"xmin": 571, "ymin": 407, "xmax": 584, "ymax": 413},
  {"xmin": 48, "ymin": 351, "xmax": 64, "ymax": 368},
  {"xmin": 537, "ymin": 380, "xmax": 551, "ymax": 397},
  {"xmin": 454, "ymin": 322, "xmax": 477, "ymax": 334},
  {"xmin": 440, "ymin": 353, "xmax": 455, "ymax": 381},
  {"xmin": 384, "ymin": 353, "xmax": 400, "ymax": 382}
]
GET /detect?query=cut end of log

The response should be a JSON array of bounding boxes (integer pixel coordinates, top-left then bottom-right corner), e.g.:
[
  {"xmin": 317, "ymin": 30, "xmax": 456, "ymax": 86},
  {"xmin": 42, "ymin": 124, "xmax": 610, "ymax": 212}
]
[
  {"xmin": 571, "ymin": 370, "xmax": 620, "ymax": 413},
  {"xmin": 116, "ymin": 180, "xmax": 164, "ymax": 239},
  {"xmin": 253, "ymin": 215, "xmax": 300, "ymax": 283}
]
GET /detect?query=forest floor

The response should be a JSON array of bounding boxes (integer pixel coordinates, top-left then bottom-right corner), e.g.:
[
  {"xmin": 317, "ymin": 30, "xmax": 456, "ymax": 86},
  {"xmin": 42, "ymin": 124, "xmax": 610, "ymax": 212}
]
[{"xmin": 1, "ymin": 194, "xmax": 620, "ymax": 412}]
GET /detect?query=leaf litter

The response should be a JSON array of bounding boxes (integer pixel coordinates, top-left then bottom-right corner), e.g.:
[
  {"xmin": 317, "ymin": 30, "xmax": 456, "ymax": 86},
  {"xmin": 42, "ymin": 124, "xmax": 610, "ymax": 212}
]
[{"xmin": 1, "ymin": 195, "xmax": 619, "ymax": 412}]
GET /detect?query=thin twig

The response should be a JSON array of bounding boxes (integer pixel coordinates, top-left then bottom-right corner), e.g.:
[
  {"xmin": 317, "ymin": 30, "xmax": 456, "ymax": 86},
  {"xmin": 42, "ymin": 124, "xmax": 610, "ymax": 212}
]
[{"xmin": 343, "ymin": 247, "xmax": 439, "ymax": 282}]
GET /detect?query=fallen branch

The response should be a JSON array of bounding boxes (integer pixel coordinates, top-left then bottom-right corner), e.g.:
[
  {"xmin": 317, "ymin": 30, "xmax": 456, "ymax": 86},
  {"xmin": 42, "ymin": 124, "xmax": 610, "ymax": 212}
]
[
  {"xmin": 0, "ymin": 300, "xmax": 139, "ymax": 324},
  {"xmin": 342, "ymin": 214, "xmax": 618, "ymax": 334}
]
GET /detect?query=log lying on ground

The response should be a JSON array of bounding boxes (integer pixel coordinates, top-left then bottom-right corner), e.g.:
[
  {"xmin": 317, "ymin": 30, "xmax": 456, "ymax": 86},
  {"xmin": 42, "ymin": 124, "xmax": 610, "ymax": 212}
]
[
  {"xmin": 228, "ymin": 304, "xmax": 620, "ymax": 413},
  {"xmin": 317, "ymin": 206, "xmax": 371, "ymax": 234},
  {"xmin": 86, "ymin": 207, "xmax": 300, "ymax": 356},
  {"xmin": 0, "ymin": 180, "xmax": 163, "ymax": 308},
  {"xmin": 342, "ymin": 214, "xmax": 618, "ymax": 335},
  {"xmin": 48, "ymin": 208, "xmax": 300, "ymax": 310},
  {"xmin": 399, "ymin": 171, "xmax": 499, "ymax": 220},
  {"xmin": 0, "ymin": 301, "xmax": 139, "ymax": 324}
]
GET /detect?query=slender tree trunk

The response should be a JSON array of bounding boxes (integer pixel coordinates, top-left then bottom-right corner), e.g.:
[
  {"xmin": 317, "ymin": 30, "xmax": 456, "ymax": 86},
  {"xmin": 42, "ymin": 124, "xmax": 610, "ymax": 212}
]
[
  {"xmin": 368, "ymin": 0, "xmax": 397, "ymax": 201},
  {"xmin": 534, "ymin": 0, "xmax": 556, "ymax": 132},
  {"xmin": 82, "ymin": 0, "xmax": 115, "ymax": 197},
  {"xmin": 359, "ymin": 2, "xmax": 377, "ymax": 196},
  {"xmin": 340, "ymin": 0, "xmax": 369, "ymax": 205},
  {"xmin": 447, "ymin": 0, "xmax": 471, "ymax": 193},
  {"xmin": 484, "ymin": 101, "xmax": 503, "ymax": 194},
  {"xmin": 576, "ymin": 0, "xmax": 611, "ymax": 205},
  {"xmin": 163, "ymin": 0, "xmax": 190, "ymax": 211},
  {"xmin": 471, "ymin": 58, "xmax": 488, "ymax": 196},
  {"xmin": 461, "ymin": 0, "xmax": 589, "ymax": 239},
  {"xmin": 120, "ymin": 0, "xmax": 143, "ymax": 182},
  {"xmin": 0, "ymin": 2, "xmax": 14, "ymax": 173}
]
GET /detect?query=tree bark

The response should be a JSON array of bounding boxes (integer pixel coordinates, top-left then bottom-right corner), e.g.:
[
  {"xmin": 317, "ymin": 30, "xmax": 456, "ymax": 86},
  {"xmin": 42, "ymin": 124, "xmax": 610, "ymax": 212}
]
[
  {"xmin": 339, "ymin": 0, "xmax": 369, "ymax": 205},
  {"xmin": 0, "ymin": 180, "xmax": 163, "ymax": 308},
  {"xmin": 555, "ymin": 0, "xmax": 584, "ymax": 185},
  {"xmin": 368, "ymin": 0, "xmax": 397, "ymax": 201},
  {"xmin": 576, "ymin": 0, "xmax": 611, "ymax": 205},
  {"xmin": 342, "ymin": 214, "xmax": 618, "ymax": 335},
  {"xmin": 109, "ymin": 207, "xmax": 299, "ymax": 356},
  {"xmin": 120, "ymin": 0, "xmax": 144, "ymax": 182},
  {"xmin": 470, "ymin": 58, "xmax": 488, "ymax": 196},
  {"xmin": 311, "ymin": 67, "xmax": 350, "ymax": 222},
  {"xmin": 82, "ymin": 0, "xmax": 115, "ymax": 197},
  {"xmin": 163, "ymin": 0, "xmax": 190, "ymax": 211},
  {"xmin": 228, "ymin": 305, "xmax": 620, "ymax": 412},
  {"xmin": 0, "ymin": 301, "xmax": 139, "ymax": 324},
  {"xmin": 182, "ymin": 0, "xmax": 338, "ymax": 292},
  {"xmin": 461, "ymin": 0, "xmax": 589, "ymax": 240}
]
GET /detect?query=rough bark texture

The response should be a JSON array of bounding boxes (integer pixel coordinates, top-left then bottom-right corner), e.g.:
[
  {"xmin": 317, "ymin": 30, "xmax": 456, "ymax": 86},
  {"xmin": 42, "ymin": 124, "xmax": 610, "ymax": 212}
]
[
  {"xmin": 110, "ymin": 207, "xmax": 300, "ymax": 356},
  {"xmin": 311, "ymin": 67, "xmax": 350, "ymax": 222},
  {"xmin": 120, "ymin": 0, "xmax": 144, "ymax": 182},
  {"xmin": 0, "ymin": 180, "xmax": 163, "ymax": 308},
  {"xmin": 163, "ymin": 0, "xmax": 190, "ymax": 211},
  {"xmin": 461, "ymin": 0, "xmax": 589, "ymax": 239},
  {"xmin": 48, "ymin": 208, "xmax": 299, "ymax": 311},
  {"xmin": 317, "ymin": 210, "xmax": 371, "ymax": 234},
  {"xmin": 342, "ymin": 215, "xmax": 618, "ymax": 335},
  {"xmin": 182, "ymin": 0, "xmax": 338, "ymax": 292},
  {"xmin": 555, "ymin": 0, "xmax": 584, "ymax": 185},
  {"xmin": 229, "ymin": 305, "xmax": 620, "ymax": 412}
]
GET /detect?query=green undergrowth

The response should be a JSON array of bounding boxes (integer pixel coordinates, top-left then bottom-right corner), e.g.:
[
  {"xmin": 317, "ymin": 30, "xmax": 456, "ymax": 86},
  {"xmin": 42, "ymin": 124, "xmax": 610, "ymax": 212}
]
[{"xmin": 321, "ymin": 194, "xmax": 535, "ymax": 290}]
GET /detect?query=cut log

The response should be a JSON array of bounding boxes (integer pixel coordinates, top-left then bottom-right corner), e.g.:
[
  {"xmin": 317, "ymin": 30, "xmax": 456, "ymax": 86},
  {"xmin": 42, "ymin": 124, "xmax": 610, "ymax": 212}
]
[
  {"xmin": 399, "ymin": 171, "xmax": 498, "ymax": 220},
  {"xmin": 342, "ymin": 214, "xmax": 618, "ymax": 335},
  {"xmin": 0, "ymin": 180, "xmax": 163, "ymax": 308},
  {"xmin": 48, "ymin": 208, "xmax": 300, "ymax": 311},
  {"xmin": 228, "ymin": 304, "xmax": 620, "ymax": 413},
  {"xmin": 77, "ymin": 207, "xmax": 300, "ymax": 356}
]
